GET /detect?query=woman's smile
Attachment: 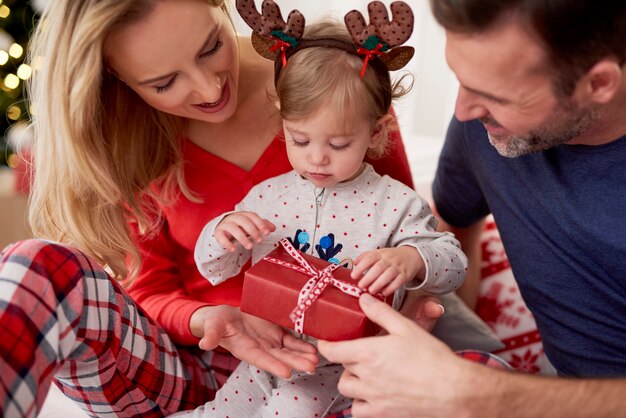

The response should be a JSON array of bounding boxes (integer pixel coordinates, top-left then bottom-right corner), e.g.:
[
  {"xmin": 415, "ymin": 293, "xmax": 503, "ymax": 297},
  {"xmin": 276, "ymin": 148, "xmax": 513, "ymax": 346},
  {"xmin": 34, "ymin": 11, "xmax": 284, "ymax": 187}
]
[{"xmin": 192, "ymin": 80, "xmax": 230, "ymax": 114}]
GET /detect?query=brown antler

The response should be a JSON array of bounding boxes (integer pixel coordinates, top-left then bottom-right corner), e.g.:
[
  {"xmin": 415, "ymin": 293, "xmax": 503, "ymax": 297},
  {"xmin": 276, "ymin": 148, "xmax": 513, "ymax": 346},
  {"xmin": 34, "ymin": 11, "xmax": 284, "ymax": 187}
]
[
  {"xmin": 344, "ymin": 1, "xmax": 415, "ymax": 73},
  {"xmin": 345, "ymin": 7, "xmax": 376, "ymax": 46},
  {"xmin": 236, "ymin": 0, "xmax": 305, "ymax": 39},
  {"xmin": 345, "ymin": 1, "xmax": 413, "ymax": 48}
]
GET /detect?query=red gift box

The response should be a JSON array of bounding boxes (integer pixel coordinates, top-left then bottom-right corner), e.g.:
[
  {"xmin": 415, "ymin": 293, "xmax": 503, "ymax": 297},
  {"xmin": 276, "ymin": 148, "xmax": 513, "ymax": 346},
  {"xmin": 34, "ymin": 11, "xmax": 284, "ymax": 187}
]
[{"xmin": 241, "ymin": 239, "xmax": 386, "ymax": 341}]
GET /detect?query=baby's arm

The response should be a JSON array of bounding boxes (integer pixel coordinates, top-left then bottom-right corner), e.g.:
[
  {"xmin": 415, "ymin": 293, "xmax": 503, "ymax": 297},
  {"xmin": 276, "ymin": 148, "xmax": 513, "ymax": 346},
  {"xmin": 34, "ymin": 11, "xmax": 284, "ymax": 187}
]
[
  {"xmin": 351, "ymin": 181, "xmax": 467, "ymax": 296},
  {"xmin": 351, "ymin": 246, "xmax": 424, "ymax": 296},
  {"xmin": 194, "ymin": 209, "xmax": 275, "ymax": 286},
  {"xmin": 389, "ymin": 191, "xmax": 467, "ymax": 295}
]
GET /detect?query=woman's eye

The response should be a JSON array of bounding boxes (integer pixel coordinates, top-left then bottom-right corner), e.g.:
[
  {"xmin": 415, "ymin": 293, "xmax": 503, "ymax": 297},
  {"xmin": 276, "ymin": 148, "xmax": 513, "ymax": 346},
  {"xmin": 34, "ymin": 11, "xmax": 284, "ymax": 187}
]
[
  {"xmin": 200, "ymin": 38, "xmax": 223, "ymax": 58},
  {"xmin": 155, "ymin": 76, "xmax": 177, "ymax": 93}
]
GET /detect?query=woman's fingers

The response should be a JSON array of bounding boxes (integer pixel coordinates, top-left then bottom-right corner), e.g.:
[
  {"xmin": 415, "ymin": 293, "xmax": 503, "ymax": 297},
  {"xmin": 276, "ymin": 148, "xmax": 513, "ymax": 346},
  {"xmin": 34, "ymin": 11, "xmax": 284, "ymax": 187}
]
[
  {"xmin": 233, "ymin": 345, "xmax": 295, "ymax": 378},
  {"xmin": 282, "ymin": 333, "xmax": 318, "ymax": 353},
  {"xmin": 266, "ymin": 346, "xmax": 319, "ymax": 373}
]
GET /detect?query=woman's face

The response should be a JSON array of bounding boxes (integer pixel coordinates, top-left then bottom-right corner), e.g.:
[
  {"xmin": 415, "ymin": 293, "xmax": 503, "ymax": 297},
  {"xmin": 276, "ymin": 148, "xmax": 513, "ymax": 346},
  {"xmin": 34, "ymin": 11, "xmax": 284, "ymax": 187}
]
[{"xmin": 105, "ymin": 0, "xmax": 239, "ymax": 123}]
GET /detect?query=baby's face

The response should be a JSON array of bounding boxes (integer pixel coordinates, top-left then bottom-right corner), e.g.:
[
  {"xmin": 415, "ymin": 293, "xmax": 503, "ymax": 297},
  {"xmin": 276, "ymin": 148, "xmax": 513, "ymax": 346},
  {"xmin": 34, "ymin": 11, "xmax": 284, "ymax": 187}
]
[{"xmin": 283, "ymin": 107, "xmax": 379, "ymax": 188}]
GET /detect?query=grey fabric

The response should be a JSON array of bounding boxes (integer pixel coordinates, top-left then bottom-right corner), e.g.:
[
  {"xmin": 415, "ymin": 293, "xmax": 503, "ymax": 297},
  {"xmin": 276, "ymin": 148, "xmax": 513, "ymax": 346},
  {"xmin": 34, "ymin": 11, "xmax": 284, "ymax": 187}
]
[{"xmin": 432, "ymin": 293, "xmax": 504, "ymax": 352}]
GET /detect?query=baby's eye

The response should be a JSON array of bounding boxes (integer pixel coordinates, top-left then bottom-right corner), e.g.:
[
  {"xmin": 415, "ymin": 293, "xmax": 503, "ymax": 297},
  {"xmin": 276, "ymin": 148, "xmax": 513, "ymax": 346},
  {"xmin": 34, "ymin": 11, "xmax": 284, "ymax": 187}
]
[
  {"xmin": 290, "ymin": 139, "xmax": 308, "ymax": 147},
  {"xmin": 330, "ymin": 143, "xmax": 350, "ymax": 151}
]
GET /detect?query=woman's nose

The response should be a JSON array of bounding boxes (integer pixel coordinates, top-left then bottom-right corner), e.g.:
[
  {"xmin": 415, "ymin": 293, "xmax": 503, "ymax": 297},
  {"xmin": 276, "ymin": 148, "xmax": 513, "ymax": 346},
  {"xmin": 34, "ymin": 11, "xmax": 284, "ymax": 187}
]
[
  {"xmin": 192, "ymin": 71, "xmax": 222, "ymax": 104},
  {"xmin": 454, "ymin": 87, "xmax": 489, "ymax": 121}
]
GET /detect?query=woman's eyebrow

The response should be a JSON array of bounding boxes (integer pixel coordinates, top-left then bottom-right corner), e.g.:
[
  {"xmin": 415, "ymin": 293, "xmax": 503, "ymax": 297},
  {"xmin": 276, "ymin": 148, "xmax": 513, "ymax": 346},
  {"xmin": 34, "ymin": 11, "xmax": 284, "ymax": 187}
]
[{"xmin": 139, "ymin": 72, "xmax": 177, "ymax": 86}]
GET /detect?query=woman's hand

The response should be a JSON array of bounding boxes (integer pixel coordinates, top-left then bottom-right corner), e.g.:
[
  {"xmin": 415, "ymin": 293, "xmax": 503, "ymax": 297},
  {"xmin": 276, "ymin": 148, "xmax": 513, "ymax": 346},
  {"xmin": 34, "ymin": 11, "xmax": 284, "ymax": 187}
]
[
  {"xmin": 398, "ymin": 289, "xmax": 443, "ymax": 332},
  {"xmin": 191, "ymin": 305, "xmax": 318, "ymax": 378}
]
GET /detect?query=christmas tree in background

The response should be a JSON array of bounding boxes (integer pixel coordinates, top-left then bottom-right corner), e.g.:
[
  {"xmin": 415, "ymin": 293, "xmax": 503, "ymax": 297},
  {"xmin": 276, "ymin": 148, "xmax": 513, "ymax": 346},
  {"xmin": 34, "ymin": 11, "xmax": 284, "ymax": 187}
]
[{"xmin": 0, "ymin": 0, "xmax": 42, "ymax": 168}]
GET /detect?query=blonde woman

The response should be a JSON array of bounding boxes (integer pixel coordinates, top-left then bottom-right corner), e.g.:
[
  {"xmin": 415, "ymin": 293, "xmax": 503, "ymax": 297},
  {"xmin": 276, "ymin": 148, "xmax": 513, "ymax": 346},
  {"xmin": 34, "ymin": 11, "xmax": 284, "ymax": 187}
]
[{"xmin": 0, "ymin": 0, "xmax": 420, "ymax": 416}]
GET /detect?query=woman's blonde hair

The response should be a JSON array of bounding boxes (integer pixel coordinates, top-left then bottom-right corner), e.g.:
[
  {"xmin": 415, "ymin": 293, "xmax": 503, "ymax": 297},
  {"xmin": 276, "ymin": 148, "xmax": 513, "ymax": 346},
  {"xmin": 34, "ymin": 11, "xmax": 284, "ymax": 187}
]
[
  {"xmin": 275, "ymin": 20, "xmax": 412, "ymax": 158},
  {"xmin": 27, "ymin": 0, "xmax": 227, "ymax": 281}
]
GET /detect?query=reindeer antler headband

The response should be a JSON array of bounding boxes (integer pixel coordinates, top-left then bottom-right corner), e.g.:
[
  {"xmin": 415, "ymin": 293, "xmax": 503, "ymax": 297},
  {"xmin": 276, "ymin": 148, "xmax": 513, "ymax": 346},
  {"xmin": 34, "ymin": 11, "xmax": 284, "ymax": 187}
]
[{"xmin": 236, "ymin": 0, "xmax": 415, "ymax": 84}]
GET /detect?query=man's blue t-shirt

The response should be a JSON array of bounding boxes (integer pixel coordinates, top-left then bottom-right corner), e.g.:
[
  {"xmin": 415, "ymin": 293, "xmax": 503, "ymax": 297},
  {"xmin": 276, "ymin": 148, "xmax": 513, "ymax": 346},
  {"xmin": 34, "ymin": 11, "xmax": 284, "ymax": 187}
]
[{"xmin": 433, "ymin": 117, "xmax": 626, "ymax": 377}]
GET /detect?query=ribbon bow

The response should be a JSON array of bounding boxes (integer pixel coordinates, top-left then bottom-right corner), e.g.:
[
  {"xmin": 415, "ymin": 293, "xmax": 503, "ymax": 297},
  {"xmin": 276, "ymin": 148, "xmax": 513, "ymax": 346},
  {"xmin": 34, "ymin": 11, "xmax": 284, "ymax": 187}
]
[
  {"xmin": 269, "ymin": 36, "xmax": 292, "ymax": 68},
  {"xmin": 262, "ymin": 238, "xmax": 364, "ymax": 333},
  {"xmin": 356, "ymin": 43, "xmax": 385, "ymax": 78}
]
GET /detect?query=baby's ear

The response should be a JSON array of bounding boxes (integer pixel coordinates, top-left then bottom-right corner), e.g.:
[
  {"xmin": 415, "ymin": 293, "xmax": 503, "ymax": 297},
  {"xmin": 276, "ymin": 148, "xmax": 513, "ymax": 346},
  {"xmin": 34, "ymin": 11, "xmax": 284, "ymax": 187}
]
[
  {"xmin": 274, "ymin": 101, "xmax": 281, "ymax": 110},
  {"xmin": 370, "ymin": 114, "xmax": 394, "ymax": 148}
]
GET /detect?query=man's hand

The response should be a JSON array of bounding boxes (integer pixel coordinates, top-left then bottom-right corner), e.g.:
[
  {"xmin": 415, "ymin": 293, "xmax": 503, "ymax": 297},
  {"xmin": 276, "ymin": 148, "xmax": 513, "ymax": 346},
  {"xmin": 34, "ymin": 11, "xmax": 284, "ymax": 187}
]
[
  {"xmin": 193, "ymin": 305, "xmax": 318, "ymax": 378},
  {"xmin": 318, "ymin": 293, "xmax": 466, "ymax": 417}
]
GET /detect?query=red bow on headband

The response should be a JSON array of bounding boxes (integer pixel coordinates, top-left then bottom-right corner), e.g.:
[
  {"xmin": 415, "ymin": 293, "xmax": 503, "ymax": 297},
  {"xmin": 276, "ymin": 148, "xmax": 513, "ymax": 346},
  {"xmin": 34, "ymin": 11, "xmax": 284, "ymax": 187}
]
[{"xmin": 357, "ymin": 42, "xmax": 386, "ymax": 78}]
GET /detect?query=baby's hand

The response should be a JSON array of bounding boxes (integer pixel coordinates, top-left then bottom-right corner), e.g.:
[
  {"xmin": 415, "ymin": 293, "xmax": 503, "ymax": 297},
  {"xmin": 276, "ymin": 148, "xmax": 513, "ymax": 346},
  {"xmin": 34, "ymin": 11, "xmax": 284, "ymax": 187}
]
[
  {"xmin": 215, "ymin": 211, "xmax": 276, "ymax": 252},
  {"xmin": 351, "ymin": 247, "xmax": 424, "ymax": 296}
]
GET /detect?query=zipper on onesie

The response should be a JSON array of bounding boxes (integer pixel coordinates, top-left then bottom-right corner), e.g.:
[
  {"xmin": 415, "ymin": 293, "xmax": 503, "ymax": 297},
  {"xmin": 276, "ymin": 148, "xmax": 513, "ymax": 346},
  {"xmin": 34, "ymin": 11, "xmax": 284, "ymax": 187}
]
[{"xmin": 310, "ymin": 187, "xmax": 325, "ymax": 253}]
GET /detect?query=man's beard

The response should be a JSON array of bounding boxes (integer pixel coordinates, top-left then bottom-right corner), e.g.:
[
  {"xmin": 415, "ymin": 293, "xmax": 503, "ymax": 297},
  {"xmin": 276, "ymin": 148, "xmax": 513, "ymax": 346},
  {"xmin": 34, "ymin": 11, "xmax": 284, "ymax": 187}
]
[{"xmin": 482, "ymin": 99, "xmax": 596, "ymax": 158}]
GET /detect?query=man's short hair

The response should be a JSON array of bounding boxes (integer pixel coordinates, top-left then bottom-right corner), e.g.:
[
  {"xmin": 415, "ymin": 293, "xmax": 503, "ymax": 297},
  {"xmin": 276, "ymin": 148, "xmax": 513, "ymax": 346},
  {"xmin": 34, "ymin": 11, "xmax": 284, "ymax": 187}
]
[{"xmin": 430, "ymin": 0, "xmax": 626, "ymax": 96}]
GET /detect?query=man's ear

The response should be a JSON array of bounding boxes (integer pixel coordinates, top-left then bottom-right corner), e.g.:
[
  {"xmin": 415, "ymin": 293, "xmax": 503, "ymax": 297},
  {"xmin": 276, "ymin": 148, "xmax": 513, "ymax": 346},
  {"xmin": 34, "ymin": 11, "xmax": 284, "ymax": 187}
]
[
  {"xmin": 370, "ymin": 114, "xmax": 394, "ymax": 148},
  {"xmin": 575, "ymin": 59, "xmax": 623, "ymax": 104}
]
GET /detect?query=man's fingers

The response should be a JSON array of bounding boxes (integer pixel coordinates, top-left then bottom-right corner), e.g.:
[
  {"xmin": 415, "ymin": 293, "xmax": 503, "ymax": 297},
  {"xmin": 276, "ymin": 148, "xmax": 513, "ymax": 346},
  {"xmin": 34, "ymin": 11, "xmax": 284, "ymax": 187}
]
[
  {"xmin": 317, "ymin": 337, "xmax": 373, "ymax": 365},
  {"xmin": 335, "ymin": 368, "xmax": 362, "ymax": 399},
  {"xmin": 351, "ymin": 398, "xmax": 378, "ymax": 418},
  {"xmin": 359, "ymin": 293, "xmax": 417, "ymax": 336},
  {"xmin": 336, "ymin": 368, "xmax": 378, "ymax": 404}
]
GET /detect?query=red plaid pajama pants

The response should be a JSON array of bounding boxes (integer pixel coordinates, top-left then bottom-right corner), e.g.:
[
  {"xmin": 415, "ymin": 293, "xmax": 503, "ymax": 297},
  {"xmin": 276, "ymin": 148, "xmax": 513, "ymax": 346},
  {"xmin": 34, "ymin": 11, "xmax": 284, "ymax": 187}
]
[{"xmin": 0, "ymin": 239, "xmax": 239, "ymax": 418}]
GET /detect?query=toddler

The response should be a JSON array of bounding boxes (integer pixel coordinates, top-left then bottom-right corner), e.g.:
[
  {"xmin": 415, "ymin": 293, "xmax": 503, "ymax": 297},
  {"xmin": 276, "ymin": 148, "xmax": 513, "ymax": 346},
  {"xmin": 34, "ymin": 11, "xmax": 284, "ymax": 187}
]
[{"xmin": 176, "ymin": 1, "xmax": 467, "ymax": 416}]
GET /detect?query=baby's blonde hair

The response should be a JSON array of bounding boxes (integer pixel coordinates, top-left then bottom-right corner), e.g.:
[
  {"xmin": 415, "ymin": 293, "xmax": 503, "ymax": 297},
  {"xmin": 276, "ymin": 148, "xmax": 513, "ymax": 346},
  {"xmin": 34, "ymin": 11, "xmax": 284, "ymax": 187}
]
[
  {"xmin": 275, "ymin": 20, "xmax": 411, "ymax": 158},
  {"xmin": 27, "ymin": 0, "xmax": 227, "ymax": 281}
]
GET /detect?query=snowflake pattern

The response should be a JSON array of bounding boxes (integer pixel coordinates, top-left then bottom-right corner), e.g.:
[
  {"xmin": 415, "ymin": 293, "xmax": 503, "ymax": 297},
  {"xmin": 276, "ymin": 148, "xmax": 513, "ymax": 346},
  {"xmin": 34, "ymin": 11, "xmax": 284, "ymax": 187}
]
[
  {"xmin": 476, "ymin": 282, "xmax": 520, "ymax": 329},
  {"xmin": 475, "ymin": 219, "xmax": 555, "ymax": 375},
  {"xmin": 508, "ymin": 349, "xmax": 542, "ymax": 374}
]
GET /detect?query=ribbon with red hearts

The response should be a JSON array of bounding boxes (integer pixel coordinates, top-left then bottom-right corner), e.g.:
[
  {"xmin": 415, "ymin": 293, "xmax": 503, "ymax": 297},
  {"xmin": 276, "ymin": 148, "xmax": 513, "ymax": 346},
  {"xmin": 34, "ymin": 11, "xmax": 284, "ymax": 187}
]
[{"xmin": 262, "ymin": 238, "xmax": 364, "ymax": 333}]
